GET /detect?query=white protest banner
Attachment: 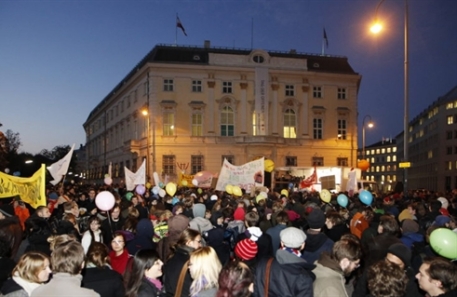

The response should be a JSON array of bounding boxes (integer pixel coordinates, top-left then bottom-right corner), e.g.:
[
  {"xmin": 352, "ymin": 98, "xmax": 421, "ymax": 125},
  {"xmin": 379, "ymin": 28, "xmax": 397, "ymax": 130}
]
[{"xmin": 215, "ymin": 158, "xmax": 264, "ymax": 193}]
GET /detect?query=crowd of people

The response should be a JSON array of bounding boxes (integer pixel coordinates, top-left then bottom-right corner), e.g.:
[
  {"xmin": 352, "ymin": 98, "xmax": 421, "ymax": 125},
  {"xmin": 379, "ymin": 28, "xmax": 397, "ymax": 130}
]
[{"xmin": 0, "ymin": 183, "xmax": 456, "ymax": 297}]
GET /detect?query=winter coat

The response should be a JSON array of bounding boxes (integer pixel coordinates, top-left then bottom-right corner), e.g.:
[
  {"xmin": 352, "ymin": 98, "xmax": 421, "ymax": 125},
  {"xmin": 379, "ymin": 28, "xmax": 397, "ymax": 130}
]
[
  {"xmin": 126, "ymin": 218, "xmax": 155, "ymax": 255},
  {"xmin": 324, "ymin": 223, "xmax": 350, "ymax": 242},
  {"xmin": 364, "ymin": 233, "xmax": 401, "ymax": 267},
  {"xmin": 81, "ymin": 266, "xmax": 124, "ymax": 297},
  {"xmin": 254, "ymin": 249, "xmax": 315, "ymax": 297},
  {"xmin": 0, "ymin": 216, "xmax": 23, "ymax": 259},
  {"xmin": 163, "ymin": 245, "xmax": 193, "ymax": 297},
  {"xmin": 30, "ymin": 273, "xmax": 99, "ymax": 297},
  {"xmin": 301, "ymin": 230, "xmax": 334, "ymax": 265},
  {"xmin": 137, "ymin": 277, "xmax": 163, "ymax": 297},
  {"xmin": 400, "ymin": 232, "xmax": 424, "ymax": 249},
  {"xmin": 312, "ymin": 253, "xmax": 348, "ymax": 297},
  {"xmin": 0, "ymin": 257, "xmax": 16, "ymax": 289},
  {"xmin": 266, "ymin": 224, "xmax": 287, "ymax": 253}
]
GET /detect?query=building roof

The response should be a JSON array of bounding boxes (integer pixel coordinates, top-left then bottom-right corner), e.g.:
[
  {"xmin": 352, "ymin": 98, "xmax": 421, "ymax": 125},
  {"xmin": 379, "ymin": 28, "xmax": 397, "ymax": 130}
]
[
  {"xmin": 85, "ymin": 43, "xmax": 359, "ymax": 124},
  {"xmin": 366, "ymin": 138, "xmax": 397, "ymax": 148}
]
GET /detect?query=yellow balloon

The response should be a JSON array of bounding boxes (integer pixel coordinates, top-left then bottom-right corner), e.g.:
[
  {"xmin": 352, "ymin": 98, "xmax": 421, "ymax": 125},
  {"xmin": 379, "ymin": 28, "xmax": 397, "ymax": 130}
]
[
  {"xmin": 320, "ymin": 189, "xmax": 331, "ymax": 203},
  {"xmin": 233, "ymin": 186, "xmax": 242, "ymax": 197},
  {"xmin": 181, "ymin": 180, "xmax": 188, "ymax": 186},
  {"xmin": 264, "ymin": 159, "xmax": 275, "ymax": 173},
  {"xmin": 166, "ymin": 182, "xmax": 177, "ymax": 196},
  {"xmin": 280, "ymin": 189, "xmax": 288, "ymax": 197},
  {"xmin": 225, "ymin": 184, "xmax": 233, "ymax": 194},
  {"xmin": 146, "ymin": 182, "xmax": 151, "ymax": 189}
]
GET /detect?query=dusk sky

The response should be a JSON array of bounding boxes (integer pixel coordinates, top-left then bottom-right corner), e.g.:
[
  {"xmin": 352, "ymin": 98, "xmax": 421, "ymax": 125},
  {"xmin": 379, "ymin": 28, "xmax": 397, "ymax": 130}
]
[{"xmin": 1, "ymin": 0, "xmax": 456, "ymax": 154}]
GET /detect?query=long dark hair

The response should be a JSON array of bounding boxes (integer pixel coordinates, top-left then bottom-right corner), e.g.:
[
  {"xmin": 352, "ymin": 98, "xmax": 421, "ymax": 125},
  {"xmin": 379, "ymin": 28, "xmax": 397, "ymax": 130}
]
[{"xmin": 124, "ymin": 249, "xmax": 160, "ymax": 297}]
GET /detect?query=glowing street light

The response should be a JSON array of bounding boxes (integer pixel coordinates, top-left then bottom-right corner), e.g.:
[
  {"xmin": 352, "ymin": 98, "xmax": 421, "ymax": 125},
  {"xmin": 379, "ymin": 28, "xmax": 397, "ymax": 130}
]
[{"xmin": 362, "ymin": 115, "xmax": 374, "ymax": 160}]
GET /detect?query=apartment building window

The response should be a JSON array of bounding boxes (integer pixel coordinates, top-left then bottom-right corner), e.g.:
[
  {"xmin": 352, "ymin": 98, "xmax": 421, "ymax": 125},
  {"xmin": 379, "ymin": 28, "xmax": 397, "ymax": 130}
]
[
  {"xmin": 428, "ymin": 150, "xmax": 433, "ymax": 159},
  {"xmin": 337, "ymin": 88, "xmax": 346, "ymax": 99},
  {"xmin": 313, "ymin": 86, "xmax": 322, "ymax": 98},
  {"xmin": 222, "ymin": 81, "xmax": 232, "ymax": 93},
  {"xmin": 392, "ymin": 155, "xmax": 396, "ymax": 162},
  {"xmin": 192, "ymin": 80, "xmax": 202, "ymax": 92},
  {"xmin": 447, "ymin": 115, "xmax": 454, "ymax": 125},
  {"xmin": 191, "ymin": 113, "xmax": 203, "ymax": 136},
  {"xmin": 285, "ymin": 156, "xmax": 297, "ymax": 166},
  {"xmin": 222, "ymin": 155, "xmax": 235, "ymax": 165},
  {"xmin": 312, "ymin": 157, "xmax": 324, "ymax": 166},
  {"xmin": 221, "ymin": 106, "xmax": 234, "ymax": 136},
  {"xmin": 447, "ymin": 147, "xmax": 453, "ymax": 155},
  {"xmin": 447, "ymin": 103, "xmax": 454, "ymax": 109},
  {"xmin": 252, "ymin": 112, "xmax": 257, "ymax": 136},
  {"xmin": 284, "ymin": 109, "xmax": 297, "ymax": 138},
  {"xmin": 337, "ymin": 119, "xmax": 347, "ymax": 140},
  {"xmin": 285, "ymin": 85, "xmax": 295, "ymax": 96},
  {"xmin": 163, "ymin": 155, "xmax": 176, "ymax": 175},
  {"xmin": 163, "ymin": 112, "xmax": 175, "ymax": 136},
  {"xmin": 337, "ymin": 157, "xmax": 348, "ymax": 166},
  {"xmin": 387, "ymin": 156, "xmax": 391, "ymax": 162},
  {"xmin": 313, "ymin": 118, "xmax": 323, "ymax": 139},
  {"xmin": 445, "ymin": 161, "xmax": 452, "ymax": 170},
  {"xmin": 164, "ymin": 79, "xmax": 174, "ymax": 92},
  {"xmin": 191, "ymin": 155, "xmax": 204, "ymax": 174}
]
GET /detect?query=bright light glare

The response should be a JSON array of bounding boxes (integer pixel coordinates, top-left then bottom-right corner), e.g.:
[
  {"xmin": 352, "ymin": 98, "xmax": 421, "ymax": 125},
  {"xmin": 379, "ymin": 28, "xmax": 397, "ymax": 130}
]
[
  {"xmin": 141, "ymin": 110, "xmax": 148, "ymax": 116},
  {"xmin": 368, "ymin": 122, "xmax": 374, "ymax": 128},
  {"xmin": 370, "ymin": 23, "xmax": 383, "ymax": 34}
]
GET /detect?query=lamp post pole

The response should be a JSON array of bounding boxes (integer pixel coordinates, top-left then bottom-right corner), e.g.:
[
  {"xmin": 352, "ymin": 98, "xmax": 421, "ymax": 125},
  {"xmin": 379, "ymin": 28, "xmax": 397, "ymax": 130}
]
[
  {"xmin": 362, "ymin": 115, "xmax": 373, "ymax": 160},
  {"xmin": 142, "ymin": 108, "xmax": 151, "ymax": 182}
]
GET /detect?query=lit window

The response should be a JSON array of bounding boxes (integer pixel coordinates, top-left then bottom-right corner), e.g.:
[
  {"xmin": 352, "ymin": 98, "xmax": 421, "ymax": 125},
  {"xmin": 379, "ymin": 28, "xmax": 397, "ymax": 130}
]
[
  {"xmin": 221, "ymin": 106, "xmax": 234, "ymax": 136},
  {"xmin": 387, "ymin": 156, "xmax": 391, "ymax": 162},
  {"xmin": 428, "ymin": 150, "xmax": 433, "ymax": 159},
  {"xmin": 163, "ymin": 112, "xmax": 175, "ymax": 136},
  {"xmin": 447, "ymin": 115, "xmax": 454, "ymax": 125},
  {"xmin": 392, "ymin": 155, "xmax": 397, "ymax": 162},
  {"xmin": 447, "ymin": 103, "xmax": 454, "ymax": 109},
  {"xmin": 338, "ymin": 119, "xmax": 347, "ymax": 140},
  {"xmin": 191, "ymin": 113, "xmax": 202, "ymax": 136},
  {"xmin": 381, "ymin": 148, "xmax": 385, "ymax": 153},
  {"xmin": 284, "ymin": 109, "xmax": 297, "ymax": 138}
]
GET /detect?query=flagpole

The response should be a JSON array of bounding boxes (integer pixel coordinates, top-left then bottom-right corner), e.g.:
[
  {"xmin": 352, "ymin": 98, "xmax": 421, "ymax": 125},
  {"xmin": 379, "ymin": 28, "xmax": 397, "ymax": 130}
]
[{"xmin": 175, "ymin": 13, "xmax": 178, "ymax": 45}]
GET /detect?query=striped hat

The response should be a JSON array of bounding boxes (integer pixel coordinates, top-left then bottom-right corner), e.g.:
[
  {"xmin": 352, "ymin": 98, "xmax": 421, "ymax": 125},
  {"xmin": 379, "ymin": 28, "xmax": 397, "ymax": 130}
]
[{"xmin": 234, "ymin": 239, "xmax": 258, "ymax": 261}]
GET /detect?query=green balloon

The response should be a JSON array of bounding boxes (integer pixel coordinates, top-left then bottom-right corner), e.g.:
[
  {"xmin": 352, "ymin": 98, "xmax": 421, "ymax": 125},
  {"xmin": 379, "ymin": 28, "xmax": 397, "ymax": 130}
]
[
  {"xmin": 430, "ymin": 228, "xmax": 457, "ymax": 259},
  {"xmin": 125, "ymin": 192, "xmax": 133, "ymax": 201}
]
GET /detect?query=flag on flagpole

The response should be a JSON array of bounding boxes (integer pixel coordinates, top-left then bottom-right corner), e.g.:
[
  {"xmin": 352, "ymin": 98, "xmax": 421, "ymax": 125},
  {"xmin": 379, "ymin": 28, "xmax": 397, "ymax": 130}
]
[
  {"xmin": 323, "ymin": 28, "xmax": 329, "ymax": 48},
  {"xmin": 47, "ymin": 144, "xmax": 75, "ymax": 185},
  {"xmin": 177, "ymin": 16, "xmax": 187, "ymax": 36},
  {"xmin": 300, "ymin": 166, "xmax": 318, "ymax": 189}
]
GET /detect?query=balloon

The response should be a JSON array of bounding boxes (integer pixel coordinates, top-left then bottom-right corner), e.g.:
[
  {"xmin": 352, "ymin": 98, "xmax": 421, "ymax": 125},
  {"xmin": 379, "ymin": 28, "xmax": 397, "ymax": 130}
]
[
  {"xmin": 194, "ymin": 171, "xmax": 213, "ymax": 182},
  {"xmin": 125, "ymin": 192, "xmax": 133, "ymax": 201},
  {"xmin": 159, "ymin": 189, "xmax": 166, "ymax": 198},
  {"xmin": 4, "ymin": 168, "xmax": 9, "ymax": 173},
  {"xmin": 135, "ymin": 185, "xmax": 146, "ymax": 195},
  {"xmin": 104, "ymin": 177, "xmax": 112, "ymax": 185},
  {"xmin": 153, "ymin": 172, "xmax": 160, "ymax": 186},
  {"xmin": 280, "ymin": 189, "xmax": 288, "ymax": 197},
  {"xmin": 256, "ymin": 192, "xmax": 268, "ymax": 204},
  {"xmin": 146, "ymin": 182, "xmax": 151, "ymax": 189},
  {"xmin": 232, "ymin": 186, "xmax": 242, "ymax": 197},
  {"xmin": 337, "ymin": 194, "xmax": 348, "ymax": 208},
  {"xmin": 152, "ymin": 186, "xmax": 159, "ymax": 195},
  {"xmin": 225, "ymin": 184, "xmax": 233, "ymax": 194},
  {"xmin": 166, "ymin": 182, "xmax": 177, "ymax": 196},
  {"xmin": 359, "ymin": 190, "xmax": 373, "ymax": 206},
  {"xmin": 320, "ymin": 189, "xmax": 331, "ymax": 203},
  {"xmin": 181, "ymin": 180, "xmax": 188, "ymax": 187},
  {"xmin": 192, "ymin": 179, "xmax": 199, "ymax": 186},
  {"xmin": 264, "ymin": 159, "xmax": 275, "ymax": 173},
  {"xmin": 105, "ymin": 174, "xmax": 110, "ymax": 178},
  {"xmin": 430, "ymin": 228, "xmax": 457, "ymax": 259},
  {"xmin": 197, "ymin": 188, "xmax": 203, "ymax": 194},
  {"xmin": 95, "ymin": 191, "xmax": 115, "ymax": 211},
  {"xmin": 159, "ymin": 182, "xmax": 165, "ymax": 188},
  {"xmin": 357, "ymin": 160, "xmax": 370, "ymax": 171}
]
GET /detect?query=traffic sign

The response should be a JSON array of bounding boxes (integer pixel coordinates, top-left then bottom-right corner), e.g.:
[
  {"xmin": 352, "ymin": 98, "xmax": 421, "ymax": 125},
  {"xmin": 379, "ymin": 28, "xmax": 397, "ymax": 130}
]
[{"xmin": 399, "ymin": 162, "xmax": 411, "ymax": 168}]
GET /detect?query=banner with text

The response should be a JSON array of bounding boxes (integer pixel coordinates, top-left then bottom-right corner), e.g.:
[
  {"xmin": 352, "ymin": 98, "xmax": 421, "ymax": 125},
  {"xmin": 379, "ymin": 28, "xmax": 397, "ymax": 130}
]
[
  {"xmin": 0, "ymin": 164, "xmax": 46, "ymax": 208},
  {"xmin": 255, "ymin": 67, "xmax": 269, "ymax": 135},
  {"xmin": 215, "ymin": 158, "xmax": 264, "ymax": 193}
]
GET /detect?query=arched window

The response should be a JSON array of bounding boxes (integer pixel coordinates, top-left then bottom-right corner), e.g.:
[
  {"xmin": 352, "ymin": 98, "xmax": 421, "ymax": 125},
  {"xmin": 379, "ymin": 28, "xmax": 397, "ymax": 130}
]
[
  {"xmin": 284, "ymin": 109, "xmax": 297, "ymax": 138},
  {"xmin": 221, "ymin": 106, "xmax": 234, "ymax": 136}
]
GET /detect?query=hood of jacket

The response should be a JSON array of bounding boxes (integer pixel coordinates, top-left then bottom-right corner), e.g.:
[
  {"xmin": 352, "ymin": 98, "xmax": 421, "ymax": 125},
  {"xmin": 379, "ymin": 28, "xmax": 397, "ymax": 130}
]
[
  {"xmin": 136, "ymin": 218, "xmax": 153, "ymax": 238},
  {"xmin": 275, "ymin": 249, "xmax": 316, "ymax": 280},
  {"xmin": 304, "ymin": 231, "xmax": 330, "ymax": 252}
]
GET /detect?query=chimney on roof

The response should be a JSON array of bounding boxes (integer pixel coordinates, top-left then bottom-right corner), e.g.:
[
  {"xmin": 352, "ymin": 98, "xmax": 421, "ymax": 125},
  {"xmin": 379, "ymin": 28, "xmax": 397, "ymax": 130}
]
[
  {"xmin": 289, "ymin": 49, "xmax": 297, "ymax": 54},
  {"xmin": 204, "ymin": 40, "xmax": 211, "ymax": 49}
]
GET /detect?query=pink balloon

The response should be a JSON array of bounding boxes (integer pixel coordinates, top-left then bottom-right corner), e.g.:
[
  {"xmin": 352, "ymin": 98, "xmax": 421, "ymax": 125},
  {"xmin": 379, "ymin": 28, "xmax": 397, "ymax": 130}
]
[
  {"xmin": 95, "ymin": 191, "xmax": 115, "ymax": 211},
  {"xmin": 104, "ymin": 177, "xmax": 113, "ymax": 185},
  {"xmin": 136, "ymin": 185, "xmax": 146, "ymax": 195},
  {"xmin": 194, "ymin": 171, "xmax": 213, "ymax": 182}
]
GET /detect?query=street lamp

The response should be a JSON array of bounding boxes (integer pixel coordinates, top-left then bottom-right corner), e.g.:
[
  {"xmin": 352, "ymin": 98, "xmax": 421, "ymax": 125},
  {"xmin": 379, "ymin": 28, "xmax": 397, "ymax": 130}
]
[
  {"xmin": 370, "ymin": 0, "xmax": 409, "ymax": 195},
  {"xmin": 142, "ymin": 107, "xmax": 150, "ymax": 181},
  {"xmin": 362, "ymin": 115, "xmax": 374, "ymax": 159}
]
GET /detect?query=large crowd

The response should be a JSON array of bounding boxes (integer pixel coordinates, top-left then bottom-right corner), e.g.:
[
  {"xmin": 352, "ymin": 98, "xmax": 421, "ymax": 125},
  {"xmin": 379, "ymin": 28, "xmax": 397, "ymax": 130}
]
[{"xmin": 0, "ymin": 184, "xmax": 456, "ymax": 297}]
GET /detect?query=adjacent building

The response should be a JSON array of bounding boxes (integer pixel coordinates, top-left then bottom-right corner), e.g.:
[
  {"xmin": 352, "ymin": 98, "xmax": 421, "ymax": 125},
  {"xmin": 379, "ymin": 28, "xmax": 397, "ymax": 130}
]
[{"xmin": 83, "ymin": 42, "xmax": 362, "ymax": 185}]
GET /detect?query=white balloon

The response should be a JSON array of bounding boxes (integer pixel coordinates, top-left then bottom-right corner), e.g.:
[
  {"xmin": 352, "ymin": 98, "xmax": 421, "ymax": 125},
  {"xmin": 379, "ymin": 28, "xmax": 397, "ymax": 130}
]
[
  {"xmin": 4, "ymin": 168, "xmax": 10, "ymax": 173},
  {"xmin": 159, "ymin": 189, "xmax": 166, "ymax": 198},
  {"xmin": 152, "ymin": 186, "xmax": 160, "ymax": 195},
  {"xmin": 192, "ymin": 179, "xmax": 199, "ymax": 186}
]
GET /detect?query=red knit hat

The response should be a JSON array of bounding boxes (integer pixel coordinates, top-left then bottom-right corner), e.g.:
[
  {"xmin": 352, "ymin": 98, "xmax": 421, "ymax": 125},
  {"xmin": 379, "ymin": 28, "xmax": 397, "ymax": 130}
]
[
  {"xmin": 233, "ymin": 208, "xmax": 245, "ymax": 221},
  {"xmin": 234, "ymin": 239, "xmax": 258, "ymax": 260}
]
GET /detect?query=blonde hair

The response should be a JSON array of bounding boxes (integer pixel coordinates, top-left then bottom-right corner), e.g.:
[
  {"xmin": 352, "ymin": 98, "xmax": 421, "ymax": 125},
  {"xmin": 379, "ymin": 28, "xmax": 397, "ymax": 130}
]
[
  {"xmin": 48, "ymin": 234, "xmax": 78, "ymax": 252},
  {"xmin": 189, "ymin": 246, "xmax": 222, "ymax": 296},
  {"xmin": 13, "ymin": 252, "xmax": 50, "ymax": 283}
]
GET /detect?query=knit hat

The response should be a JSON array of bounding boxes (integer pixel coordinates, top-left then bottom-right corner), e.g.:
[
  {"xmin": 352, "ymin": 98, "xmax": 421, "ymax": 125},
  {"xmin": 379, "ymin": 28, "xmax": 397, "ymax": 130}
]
[
  {"xmin": 0, "ymin": 204, "xmax": 14, "ymax": 217},
  {"xmin": 233, "ymin": 208, "xmax": 245, "ymax": 221},
  {"xmin": 48, "ymin": 192, "xmax": 58, "ymax": 200},
  {"xmin": 401, "ymin": 219, "xmax": 419, "ymax": 234},
  {"xmin": 287, "ymin": 210, "xmax": 300, "ymax": 222},
  {"xmin": 168, "ymin": 214, "xmax": 190, "ymax": 235},
  {"xmin": 307, "ymin": 208, "xmax": 325, "ymax": 229},
  {"xmin": 189, "ymin": 217, "xmax": 213, "ymax": 233},
  {"xmin": 246, "ymin": 226, "xmax": 262, "ymax": 242},
  {"xmin": 388, "ymin": 243, "xmax": 411, "ymax": 267},
  {"xmin": 210, "ymin": 195, "xmax": 218, "ymax": 201},
  {"xmin": 433, "ymin": 215, "xmax": 451, "ymax": 227},
  {"xmin": 280, "ymin": 227, "xmax": 307, "ymax": 248},
  {"xmin": 234, "ymin": 239, "xmax": 258, "ymax": 260},
  {"xmin": 437, "ymin": 197, "xmax": 449, "ymax": 209}
]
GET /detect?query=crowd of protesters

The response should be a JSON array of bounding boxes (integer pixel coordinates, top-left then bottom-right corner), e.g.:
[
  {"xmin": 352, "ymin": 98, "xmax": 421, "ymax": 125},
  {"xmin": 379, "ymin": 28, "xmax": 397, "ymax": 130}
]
[{"xmin": 0, "ymin": 182, "xmax": 456, "ymax": 297}]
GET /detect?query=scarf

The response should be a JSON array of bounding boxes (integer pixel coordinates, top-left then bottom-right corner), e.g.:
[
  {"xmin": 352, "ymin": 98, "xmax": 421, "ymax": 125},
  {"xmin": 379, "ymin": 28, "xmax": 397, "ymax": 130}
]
[
  {"xmin": 12, "ymin": 273, "xmax": 42, "ymax": 296},
  {"xmin": 109, "ymin": 249, "xmax": 130, "ymax": 274},
  {"xmin": 146, "ymin": 277, "xmax": 163, "ymax": 291},
  {"xmin": 281, "ymin": 246, "xmax": 302, "ymax": 257}
]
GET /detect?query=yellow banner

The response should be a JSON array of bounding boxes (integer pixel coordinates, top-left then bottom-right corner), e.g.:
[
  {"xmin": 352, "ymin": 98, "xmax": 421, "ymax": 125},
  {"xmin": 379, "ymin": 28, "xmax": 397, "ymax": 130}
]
[
  {"xmin": 179, "ymin": 173, "xmax": 195, "ymax": 187},
  {"xmin": 0, "ymin": 164, "xmax": 46, "ymax": 208}
]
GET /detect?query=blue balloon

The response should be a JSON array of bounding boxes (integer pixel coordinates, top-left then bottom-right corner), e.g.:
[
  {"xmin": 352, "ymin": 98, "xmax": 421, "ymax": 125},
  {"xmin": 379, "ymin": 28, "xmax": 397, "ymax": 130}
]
[
  {"xmin": 359, "ymin": 190, "xmax": 373, "ymax": 206},
  {"xmin": 337, "ymin": 194, "xmax": 348, "ymax": 208}
]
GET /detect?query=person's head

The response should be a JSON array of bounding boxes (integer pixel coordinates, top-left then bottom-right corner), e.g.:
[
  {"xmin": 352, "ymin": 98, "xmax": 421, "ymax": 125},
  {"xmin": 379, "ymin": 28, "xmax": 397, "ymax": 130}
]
[
  {"xmin": 13, "ymin": 251, "xmax": 52, "ymax": 284},
  {"xmin": 124, "ymin": 249, "xmax": 163, "ymax": 297},
  {"xmin": 275, "ymin": 210, "xmax": 289, "ymax": 225},
  {"xmin": 280, "ymin": 227, "xmax": 307, "ymax": 251},
  {"xmin": 88, "ymin": 189, "xmax": 96, "ymax": 200},
  {"xmin": 48, "ymin": 234, "xmax": 78, "ymax": 252},
  {"xmin": 407, "ymin": 203, "xmax": 417, "ymax": 215},
  {"xmin": 111, "ymin": 231, "xmax": 126, "ymax": 255},
  {"xmin": 217, "ymin": 261, "xmax": 254, "ymax": 297},
  {"xmin": 416, "ymin": 257, "xmax": 457, "ymax": 296},
  {"xmin": 110, "ymin": 204, "xmax": 121, "ymax": 220},
  {"xmin": 189, "ymin": 247, "xmax": 222, "ymax": 295},
  {"xmin": 367, "ymin": 260, "xmax": 408, "ymax": 297},
  {"xmin": 386, "ymin": 243, "xmax": 411, "ymax": 270},
  {"xmin": 307, "ymin": 208, "xmax": 326, "ymax": 230},
  {"xmin": 325, "ymin": 210, "xmax": 345, "ymax": 230},
  {"xmin": 64, "ymin": 201, "xmax": 79, "ymax": 217},
  {"xmin": 244, "ymin": 211, "xmax": 259, "ymax": 227},
  {"xmin": 377, "ymin": 215, "xmax": 399, "ymax": 235},
  {"xmin": 331, "ymin": 237, "xmax": 362, "ymax": 276},
  {"xmin": 88, "ymin": 215, "xmax": 101, "ymax": 232},
  {"xmin": 51, "ymin": 241, "xmax": 85, "ymax": 275},
  {"xmin": 176, "ymin": 228, "xmax": 202, "ymax": 250},
  {"xmin": 86, "ymin": 242, "xmax": 110, "ymax": 268},
  {"xmin": 36, "ymin": 206, "xmax": 51, "ymax": 219}
]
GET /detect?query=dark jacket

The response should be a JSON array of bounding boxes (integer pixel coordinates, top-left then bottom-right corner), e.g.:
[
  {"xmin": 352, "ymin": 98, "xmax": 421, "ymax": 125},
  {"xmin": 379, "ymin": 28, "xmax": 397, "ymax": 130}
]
[
  {"xmin": 301, "ymin": 230, "xmax": 334, "ymax": 265},
  {"xmin": 266, "ymin": 224, "xmax": 287, "ymax": 253},
  {"xmin": 364, "ymin": 233, "xmax": 401, "ymax": 268},
  {"xmin": 254, "ymin": 249, "xmax": 315, "ymax": 297},
  {"xmin": 137, "ymin": 277, "xmax": 163, "ymax": 297},
  {"xmin": 163, "ymin": 245, "xmax": 193, "ymax": 297},
  {"xmin": 0, "ymin": 216, "xmax": 23, "ymax": 260},
  {"xmin": 0, "ymin": 257, "xmax": 16, "ymax": 289},
  {"xmin": 101, "ymin": 216, "xmax": 125, "ymax": 244},
  {"xmin": 0, "ymin": 278, "xmax": 23, "ymax": 295},
  {"xmin": 126, "ymin": 218, "xmax": 155, "ymax": 255},
  {"xmin": 325, "ymin": 223, "xmax": 350, "ymax": 242},
  {"xmin": 400, "ymin": 232, "xmax": 424, "ymax": 249},
  {"xmin": 81, "ymin": 266, "xmax": 125, "ymax": 297}
]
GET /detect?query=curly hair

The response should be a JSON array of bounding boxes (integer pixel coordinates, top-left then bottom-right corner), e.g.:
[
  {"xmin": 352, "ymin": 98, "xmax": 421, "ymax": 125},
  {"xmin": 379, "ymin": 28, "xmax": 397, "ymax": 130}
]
[{"xmin": 367, "ymin": 260, "xmax": 408, "ymax": 297}]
